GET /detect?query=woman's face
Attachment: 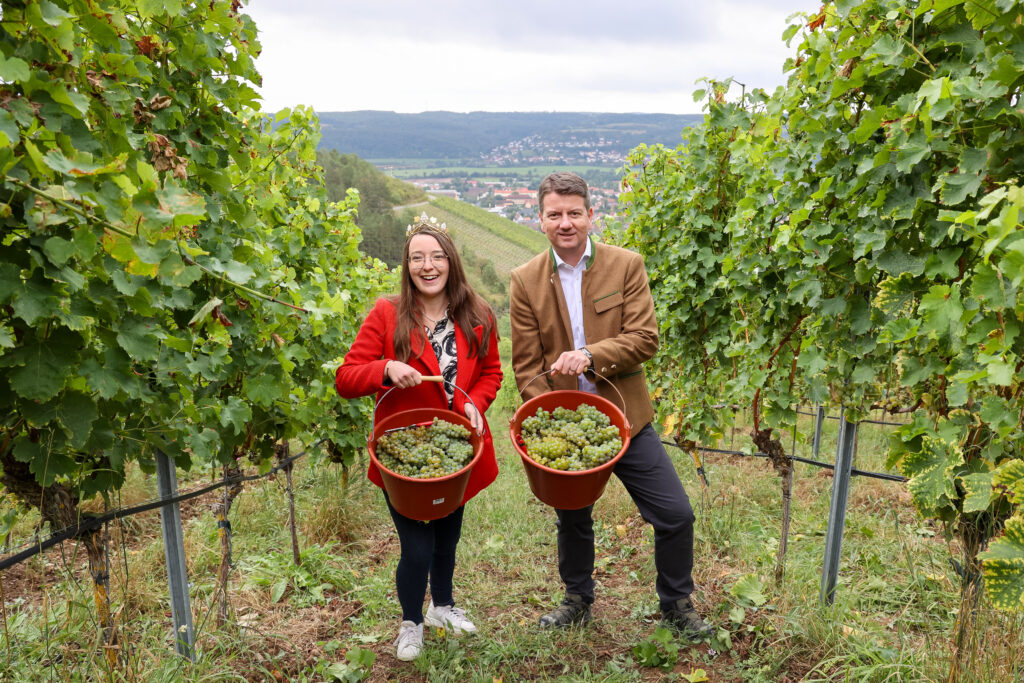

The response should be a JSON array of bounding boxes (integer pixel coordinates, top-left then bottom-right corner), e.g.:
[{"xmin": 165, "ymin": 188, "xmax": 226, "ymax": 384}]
[{"xmin": 407, "ymin": 234, "xmax": 450, "ymax": 300}]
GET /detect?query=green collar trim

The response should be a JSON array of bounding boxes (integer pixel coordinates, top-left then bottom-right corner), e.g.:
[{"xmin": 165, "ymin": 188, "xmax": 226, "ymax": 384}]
[{"xmin": 548, "ymin": 235, "xmax": 596, "ymax": 273}]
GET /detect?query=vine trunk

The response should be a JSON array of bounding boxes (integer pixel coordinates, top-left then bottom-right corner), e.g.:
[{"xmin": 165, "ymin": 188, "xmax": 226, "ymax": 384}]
[{"xmin": 215, "ymin": 461, "xmax": 244, "ymax": 627}]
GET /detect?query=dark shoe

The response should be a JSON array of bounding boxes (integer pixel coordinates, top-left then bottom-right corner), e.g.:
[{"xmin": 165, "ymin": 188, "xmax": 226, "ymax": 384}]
[
  {"xmin": 661, "ymin": 596, "xmax": 713, "ymax": 641},
  {"xmin": 538, "ymin": 594, "xmax": 592, "ymax": 628}
]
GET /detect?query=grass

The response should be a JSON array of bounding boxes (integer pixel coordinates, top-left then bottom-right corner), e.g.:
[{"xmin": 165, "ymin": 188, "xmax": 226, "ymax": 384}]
[{"xmin": 3, "ymin": 383, "xmax": 1024, "ymax": 681}]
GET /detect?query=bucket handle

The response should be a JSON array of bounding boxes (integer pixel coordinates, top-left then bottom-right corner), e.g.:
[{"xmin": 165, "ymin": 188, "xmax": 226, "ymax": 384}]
[
  {"xmin": 370, "ymin": 378, "xmax": 483, "ymax": 444},
  {"xmin": 514, "ymin": 368, "xmax": 630, "ymax": 423}
]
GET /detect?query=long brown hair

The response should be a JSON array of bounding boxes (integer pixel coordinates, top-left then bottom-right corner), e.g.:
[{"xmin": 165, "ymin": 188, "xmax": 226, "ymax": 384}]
[{"xmin": 390, "ymin": 223, "xmax": 497, "ymax": 362}]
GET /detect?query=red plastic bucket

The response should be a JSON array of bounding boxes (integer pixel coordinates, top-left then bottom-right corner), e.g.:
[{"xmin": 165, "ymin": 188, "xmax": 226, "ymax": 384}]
[
  {"xmin": 369, "ymin": 407, "xmax": 484, "ymax": 521},
  {"xmin": 509, "ymin": 390, "xmax": 631, "ymax": 510}
]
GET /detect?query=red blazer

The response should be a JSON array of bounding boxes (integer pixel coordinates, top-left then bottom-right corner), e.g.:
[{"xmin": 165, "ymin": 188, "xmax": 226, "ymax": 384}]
[{"xmin": 335, "ymin": 298, "xmax": 503, "ymax": 503}]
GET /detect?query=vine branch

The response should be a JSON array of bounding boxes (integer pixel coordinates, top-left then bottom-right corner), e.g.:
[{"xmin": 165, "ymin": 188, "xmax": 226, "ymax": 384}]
[{"xmin": 8, "ymin": 178, "xmax": 135, "ymax": 238}]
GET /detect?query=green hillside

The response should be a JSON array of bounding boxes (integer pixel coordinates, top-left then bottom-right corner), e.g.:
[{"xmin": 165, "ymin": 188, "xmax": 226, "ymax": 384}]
[{"xmin": 427, "ymin": 197, "xmax": 547, "ymax": 276}]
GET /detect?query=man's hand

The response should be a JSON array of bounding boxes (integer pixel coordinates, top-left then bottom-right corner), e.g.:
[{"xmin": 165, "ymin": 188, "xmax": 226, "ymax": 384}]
[{"xmin": 550, "ymin": 349, "xmax": 591, "ymax": 377}]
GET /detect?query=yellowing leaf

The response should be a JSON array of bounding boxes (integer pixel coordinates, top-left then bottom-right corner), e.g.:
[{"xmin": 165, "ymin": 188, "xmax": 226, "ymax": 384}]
[
  {"xmin": 663, "ymin": 412, "xmax": 678, "ymax": 436},
  {"xmin": 125, "ymin": 259, "xmax": 159, "ymax": 277}
]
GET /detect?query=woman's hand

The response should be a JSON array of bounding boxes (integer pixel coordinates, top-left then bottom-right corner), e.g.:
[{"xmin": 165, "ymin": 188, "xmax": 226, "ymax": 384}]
[
  {"xmin": 385, "ymin": 360, "xmax": 422, "ymax": 389},
  {"xmin": 463, "ymin": 403, "xmax": 484, "ymax": 435}
]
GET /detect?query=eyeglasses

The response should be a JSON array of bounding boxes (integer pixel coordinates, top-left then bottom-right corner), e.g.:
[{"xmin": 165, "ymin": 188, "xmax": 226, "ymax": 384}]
[{"xmin": 408, "ymin": 252, "xmax": 449, "ymax": 267}]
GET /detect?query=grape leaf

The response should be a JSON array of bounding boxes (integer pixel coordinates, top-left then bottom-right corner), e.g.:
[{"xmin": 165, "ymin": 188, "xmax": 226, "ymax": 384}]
[
  {"xmin": 7, "ymin": 328, "xmax": 80, "ymax": 401},
  {"xmin": 979, "ymin": 517, "xmax": 1024, "ymax": 611},
  {"xmin": 961, "ymin": 472, "xmax": 993, "ymax": 513},
  {"xmin": 902, "ymin": 437, "xmax": 961, "ymax": 516},
  {"xmin": 56, "ymin": 391, "xmax": 99, "ymax": 449},
  {"xmin": 729, "ymin": 574, "xmax": 767, "ymax": 607}
]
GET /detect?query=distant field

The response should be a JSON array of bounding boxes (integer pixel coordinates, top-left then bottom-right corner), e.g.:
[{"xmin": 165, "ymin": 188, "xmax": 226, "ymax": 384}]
[
  {"xmin": 368, "ymin": 158, "xmax": 466, "ymax": 168},
  {"xmin": 374, "ymin": 162, "xmax": 622, "ymax": 183}
]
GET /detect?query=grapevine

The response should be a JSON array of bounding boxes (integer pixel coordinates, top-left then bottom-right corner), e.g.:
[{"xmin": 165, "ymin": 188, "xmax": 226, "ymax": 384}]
[
  {"xmin": 521, "ymin": 404, "xmax": 622, "ymax": 471},
  {"xmin": 615, "ymin": 1, "xmax": 1024, "ymax": 663},
  {"xmin": 0, "ymin": 0, "xmax": 389, "ymax": 657}
]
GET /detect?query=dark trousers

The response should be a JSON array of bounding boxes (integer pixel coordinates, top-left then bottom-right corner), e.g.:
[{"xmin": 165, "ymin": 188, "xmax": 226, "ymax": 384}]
[
  {"xmin": 555, "ymin": 423, "xmax": 695, "ymax": 607},
  {"xmin": 384, "ymin": 494, "xmax": 464, "ymax": 624}
]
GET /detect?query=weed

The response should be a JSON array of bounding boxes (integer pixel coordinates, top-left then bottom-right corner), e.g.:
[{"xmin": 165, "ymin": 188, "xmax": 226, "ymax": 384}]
[
  {"xmin": 320, "ymin": 646, "xmax": 375, "ymax": 681},
  {"xmin": 240, "ymin": 543, "xmax": 355, "ymax": 607},
  {"xmin": 632, "ymin": 627, "xmax": 679, "ymax": 670}
]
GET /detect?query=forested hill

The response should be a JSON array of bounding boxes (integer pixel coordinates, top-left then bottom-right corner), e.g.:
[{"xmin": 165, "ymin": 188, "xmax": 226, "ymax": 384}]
[
  {"xmin": 316, "ymin": 111, "xmax": 702, "ymax": 158},
  {"xmin": 318, "ymin": 150, "xmax": 427, "ymax": 265}
]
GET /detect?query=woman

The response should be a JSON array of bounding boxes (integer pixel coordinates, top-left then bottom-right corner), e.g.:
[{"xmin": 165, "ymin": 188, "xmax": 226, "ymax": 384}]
[{"xmin": 335, "ymin": 214, "xmax": 502, "ymax": 661}]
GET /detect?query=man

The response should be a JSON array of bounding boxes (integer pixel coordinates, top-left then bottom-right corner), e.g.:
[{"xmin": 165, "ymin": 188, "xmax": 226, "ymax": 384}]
[{"xmin": 509, "ymin": 171, "xmax": 712, "ymax": 640}]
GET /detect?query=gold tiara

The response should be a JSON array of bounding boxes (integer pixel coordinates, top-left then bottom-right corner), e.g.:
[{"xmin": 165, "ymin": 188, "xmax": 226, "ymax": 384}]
[{"xmin": 406, "ymin": 212, "xmax": 448, "ymax": 237}]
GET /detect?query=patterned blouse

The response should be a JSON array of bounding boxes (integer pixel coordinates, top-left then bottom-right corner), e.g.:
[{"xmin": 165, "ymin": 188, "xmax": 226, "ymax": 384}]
[{"xmin": 426, "ymin": 313, "xmax": 457, "ymax": 407}]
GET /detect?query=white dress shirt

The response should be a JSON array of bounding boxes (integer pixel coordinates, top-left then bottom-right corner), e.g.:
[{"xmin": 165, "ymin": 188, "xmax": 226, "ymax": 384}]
[{"xmin": 552, "ymin": 239, "xmax": 597, "ymax": 394}]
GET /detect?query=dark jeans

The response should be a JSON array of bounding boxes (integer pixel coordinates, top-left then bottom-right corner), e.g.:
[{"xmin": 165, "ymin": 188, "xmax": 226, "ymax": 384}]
[
  {"xmin": 384, "ymin": 494, "xmax": 464, "ymax": 624},
  {"xmin": 555, "ymin": 423, "xmax": 695, "ymax": 607}
]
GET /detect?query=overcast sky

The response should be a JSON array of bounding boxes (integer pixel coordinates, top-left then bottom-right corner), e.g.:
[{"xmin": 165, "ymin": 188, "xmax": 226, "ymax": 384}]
[{"xmin": 245, "ymin": 1, "xmax": 817, "ymax": 115}]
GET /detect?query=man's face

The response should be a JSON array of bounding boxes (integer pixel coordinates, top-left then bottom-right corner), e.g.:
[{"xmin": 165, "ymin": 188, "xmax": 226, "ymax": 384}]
[{"xmin": 540, "ymin": 192, "xmax": 592, "ymax": 264}]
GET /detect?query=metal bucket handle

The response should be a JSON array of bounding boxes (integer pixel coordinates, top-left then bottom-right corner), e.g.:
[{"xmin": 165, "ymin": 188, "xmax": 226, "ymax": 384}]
[
  {"xmin": 514, "ymin": 368, "xmax": 629, "ymax": 421},
  {"xmin": 370, "ymin": 376, "xmax": 483, "ymax": 444}
]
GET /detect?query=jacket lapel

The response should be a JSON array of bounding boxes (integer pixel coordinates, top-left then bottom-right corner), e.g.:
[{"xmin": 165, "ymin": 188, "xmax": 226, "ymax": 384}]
[
  {"xmin": 412, "ymin": 326, "xmax": 443, "ymax": 377},
  {"xmin": 453, "ymin": 325, "xmax": 481, "ymax": 405},
  {"xmin": 548, "ymin": 248, "xmax": 575, "ymax": 345},
  {"xmin": 579, "ymin": 240, "xmax": 599, "ymax": 326}
]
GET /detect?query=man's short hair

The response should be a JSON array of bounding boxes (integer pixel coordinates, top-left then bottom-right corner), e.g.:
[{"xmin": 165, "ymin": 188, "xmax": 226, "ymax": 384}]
[{"xmin": 538, "ymin": 172, "xmax": 590, "ymax": 212}]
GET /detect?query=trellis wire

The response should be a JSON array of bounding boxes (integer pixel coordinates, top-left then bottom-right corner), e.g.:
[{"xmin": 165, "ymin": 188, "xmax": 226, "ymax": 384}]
[
  {"xmin": 675, "ymin": 444, "xmax": 908, "ymax": 483},
  {"xmin": 0, "ymin": 442, "xmax": 319, "ymax": 572},
  {"xmin": 665, "ymin": 404, "xmax": 909, "ymax": 604},
  {"xmin": 1, "ymin": 441, "xmax": 327, "ymax": 663}
]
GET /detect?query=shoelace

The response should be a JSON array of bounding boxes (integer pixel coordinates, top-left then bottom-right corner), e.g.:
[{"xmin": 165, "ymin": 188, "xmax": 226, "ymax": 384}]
[
  {"xmin": 395, "ymin": 626, "xmax": 420, "ymax": 647},
  {"xmin": 432, "ymin": 605, "xmax": 477, "ymax": 631},
  {"xmin": 445, "ymin": 607, "xmax": 469, "ymax": 624}
]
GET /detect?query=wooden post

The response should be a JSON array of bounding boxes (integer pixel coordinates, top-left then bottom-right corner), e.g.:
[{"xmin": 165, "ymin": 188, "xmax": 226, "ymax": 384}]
[{"xmin": 278, "ymin": 442, "xmax": 301, "ymax": 567}]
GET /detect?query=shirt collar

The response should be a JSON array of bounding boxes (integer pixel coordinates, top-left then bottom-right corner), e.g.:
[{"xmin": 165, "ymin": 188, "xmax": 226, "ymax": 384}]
[{"xmin": 551, "ymin": 236, "xmax": 593, "ymax": 270}]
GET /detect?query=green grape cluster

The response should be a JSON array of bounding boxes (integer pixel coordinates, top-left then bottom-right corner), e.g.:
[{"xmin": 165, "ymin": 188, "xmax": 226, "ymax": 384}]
[
  {"xmin": 521, "ymin": 403, "xmax": 622, "ymax": 471},
  {"xmin": 376, "ymin": 418, "xmax": 474, "ymax": 479}
]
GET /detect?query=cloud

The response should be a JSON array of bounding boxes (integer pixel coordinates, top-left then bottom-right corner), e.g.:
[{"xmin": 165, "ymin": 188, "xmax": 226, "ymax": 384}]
[
  {"xmin": 255, "ymin": 1, "xmax": 809, "ymax": 46},
  {"xmin": 244, "ymin": 0, "xmax": 814, "ymax": 113},
  {"xmin": 257, "ymin": 1, "xmax": 705, "ymax": 46}
]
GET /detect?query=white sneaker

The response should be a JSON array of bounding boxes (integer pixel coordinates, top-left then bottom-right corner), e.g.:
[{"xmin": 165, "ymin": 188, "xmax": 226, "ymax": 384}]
[
  {"xmin": 394, "ymin": 620, "xmax": 423, "ymax": 661},
  {"xmin": 424, "ymin": 601, "xmax": 477, "ymax": 635}
]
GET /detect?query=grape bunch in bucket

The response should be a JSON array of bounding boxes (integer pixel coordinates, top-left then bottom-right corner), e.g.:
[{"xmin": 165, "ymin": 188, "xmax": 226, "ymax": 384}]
[
  {"xmin": 376, "ymin": 418, "xmax": 474, "ymax": 479},
  {"xmin": 520, "ymin": 404, "xmax": 622, "ymax": 471}
]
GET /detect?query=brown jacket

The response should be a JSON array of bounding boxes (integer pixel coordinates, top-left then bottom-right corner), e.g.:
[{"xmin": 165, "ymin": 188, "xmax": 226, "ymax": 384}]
[{"xmin": 510, "ymin": 237, "xmax": 657, "ymax": 436}]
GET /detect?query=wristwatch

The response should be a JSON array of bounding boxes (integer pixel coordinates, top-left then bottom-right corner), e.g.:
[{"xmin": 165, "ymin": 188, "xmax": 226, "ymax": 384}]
[{"xmin": 579, "ymin": 347, "xmax": 593, "ymax": 368}]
